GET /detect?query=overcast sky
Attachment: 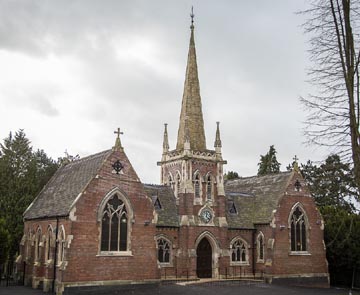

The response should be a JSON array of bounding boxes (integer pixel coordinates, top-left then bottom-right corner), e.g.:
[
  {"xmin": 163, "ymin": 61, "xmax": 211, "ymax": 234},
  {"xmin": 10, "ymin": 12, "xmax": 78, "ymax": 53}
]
[{"xmin": 0, "ymin": 0, "xmax": 329, "ymax": 183}]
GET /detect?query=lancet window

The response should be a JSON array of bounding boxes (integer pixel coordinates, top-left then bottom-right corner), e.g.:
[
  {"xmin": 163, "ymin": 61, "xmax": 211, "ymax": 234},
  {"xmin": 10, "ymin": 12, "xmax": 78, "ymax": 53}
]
[
  {"xmin": 257, "ymin": 232, "xmax": 265, "ymax": 262},
  {"xmin": 45, "ymin": 227, "xmax": 53, "ymax": 261},
  {"xmin": 206, "ymin": 174, "xmax": 212, "ymax": 200},
  {"xmin": 176, "ymin": 173, "xmax": 181, "ymax": 197},
  {"xmin": 194, "ymin": 173, "xmax": 201, "ymax": 198},
  {"xmin": 35, "ymin": 227, "xmax": 42, "ymax": 262},
  {"xmin": 57, "ymin": 227, "xmax": 66, "ymax": 264}
]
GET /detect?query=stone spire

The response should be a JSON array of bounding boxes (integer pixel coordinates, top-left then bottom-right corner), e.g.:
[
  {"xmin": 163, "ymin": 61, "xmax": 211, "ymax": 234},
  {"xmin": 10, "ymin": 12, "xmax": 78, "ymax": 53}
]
[
  {"xmin": 162, "ymin": 123, "xmax": 169, "ymax": 153},
  {"xmin": 176, "ymin": 9, "xmax": 206, "ymax": 151}
]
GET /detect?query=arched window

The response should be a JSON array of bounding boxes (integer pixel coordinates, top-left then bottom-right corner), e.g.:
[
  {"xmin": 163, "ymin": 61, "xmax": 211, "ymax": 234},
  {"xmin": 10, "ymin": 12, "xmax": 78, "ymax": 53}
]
[
  {"xmin": 194, "ymin": 173, "xmax": 201, "ymax": 198},
  {"xmin": 45, "ymin": 227, "xmax": 53, "ymax": 262},
  {"xmin": 206, "ymin": 174, "xmax": 212, "ymax": 200},
  {"xmin": 168, "ymin": 174, "xmax": 174, "ymax": 190},
  {"xmin": 157, "ymin": 238, "xmax": 171, "ymax": 264},
  {"xmin": 290, "ymin": 206, "xmax": 307, "ymax": 252},
  {"xmin": 176, "ymin": 173, "xmax": 181, "ymax": 197},
  {"xmin": 257, "ymin": 232, "xmax": 265, "ymax": 262},
  {"xmin": 35, "ymin": 227, "xmax": 42, "ymax": 262},
  {"xmin": 57, "ymin": 227, "xmax": 66, "ymax": 264},
  {"xmin": 101, "ymin": 194, "xmax": 128, "ymax": 252},
  {"xmin": 230, "ymin": 239, "xmax": 248, "ymax": 264}
]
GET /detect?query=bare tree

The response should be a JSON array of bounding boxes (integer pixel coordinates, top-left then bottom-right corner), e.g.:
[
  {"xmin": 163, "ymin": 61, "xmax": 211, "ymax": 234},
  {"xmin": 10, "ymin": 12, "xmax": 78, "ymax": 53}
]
[{"xmin": 301, "ymin": 0, "xmax": 360, "ymax": 187}]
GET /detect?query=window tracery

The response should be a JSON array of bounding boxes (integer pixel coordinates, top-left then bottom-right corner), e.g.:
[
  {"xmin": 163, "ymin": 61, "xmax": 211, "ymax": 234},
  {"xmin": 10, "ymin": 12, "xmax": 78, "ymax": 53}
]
[
  {"xmin": 290, "ymin": 206, "xmax": 307, "ymax": 252},
  {"xmin": 168, "ymin": 174, "xmax": 174, "ymax": 190},
  {"xmin": 157, "ymin": 238, "xmax": 171, "ymax": 264},
  {"xmin": 101, "ymin": 194, "xmax": 128, "ymax": 252},
  {"xmin": 230, "ymin": 238, "xmax": 248, "ymax": 264}
]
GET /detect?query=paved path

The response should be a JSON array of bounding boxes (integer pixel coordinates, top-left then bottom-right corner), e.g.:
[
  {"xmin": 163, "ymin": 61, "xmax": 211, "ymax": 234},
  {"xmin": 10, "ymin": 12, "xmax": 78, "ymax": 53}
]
[{"xmin": 0, "ymin": 284, "xmax": 359, "ymax": 295}]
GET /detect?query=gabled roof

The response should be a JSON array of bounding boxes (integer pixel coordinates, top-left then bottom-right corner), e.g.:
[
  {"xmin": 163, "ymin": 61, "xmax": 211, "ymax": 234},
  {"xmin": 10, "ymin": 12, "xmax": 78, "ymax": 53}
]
[
  {"xmin": 225, "ymin": 171, "xmax": 293, "ymax": 228},
  {"xmin": 144, "ymin": 184, "xmax": 179, "ymax": 227},
  {"xmin": 24, "ymin": 150, "xmax": 111, "ymax": 220}
]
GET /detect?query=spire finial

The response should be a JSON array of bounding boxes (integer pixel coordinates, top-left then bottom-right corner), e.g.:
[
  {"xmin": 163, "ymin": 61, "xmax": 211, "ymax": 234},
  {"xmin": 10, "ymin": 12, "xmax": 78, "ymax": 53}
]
[
  {"xmin": 113, "ymin": 128, "xmax": 124, "ymax": 151},
  {"xmin": 163, "ymin": 123, "xmax": 169, "ymax": 153},
  {"xmin": 190, "ymin": 6, "xmax": 195, "ymax": 29},
  {"xmin": 214, "ymin": 121, "xmax": 222, "ymax": 148}
]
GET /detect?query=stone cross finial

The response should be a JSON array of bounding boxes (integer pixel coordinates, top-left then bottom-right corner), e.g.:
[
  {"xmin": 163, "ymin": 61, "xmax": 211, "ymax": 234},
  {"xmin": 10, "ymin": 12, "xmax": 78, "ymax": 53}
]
[
  {"xmin": 293, "ymin": 155, "xmax": 300, "ymax": 172},
  {"xmin": 113, "ymin": 128, "xmax": 124, "ymax": 151}
]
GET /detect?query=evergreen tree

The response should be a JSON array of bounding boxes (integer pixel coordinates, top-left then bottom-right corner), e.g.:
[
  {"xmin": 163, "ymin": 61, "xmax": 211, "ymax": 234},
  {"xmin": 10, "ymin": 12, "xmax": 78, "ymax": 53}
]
[
  {"xmin": 224, "ymin": 171, "xmax": 239, "ymax": 180},
  {"xmin": 0, "ymin": 130, "xmax": 58, "ymax": 259},
  {"xmin": 257, "ymin": 145, "xmax": 281, "ymax": 176},
  {"xmin": 0, "ymin": 218, "xmax": 10, "ymax": 265},
  {"xmin": 300, "ymin": 155, "xmax": 358, "ymax": 212},
  {"xmin": 321, "ymin": 206, "xmax": 360, "ymax": 286},
  {"xmin": 298, "ymin": 154, "xmax": 360, "ymax": 287}
]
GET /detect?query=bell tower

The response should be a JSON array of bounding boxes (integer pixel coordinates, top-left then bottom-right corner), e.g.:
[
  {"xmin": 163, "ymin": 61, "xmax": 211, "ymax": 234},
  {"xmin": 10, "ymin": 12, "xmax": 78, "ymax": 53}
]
[{"xmin": 157, "ymin": 11, "xmax": 227, "ymax": 224}]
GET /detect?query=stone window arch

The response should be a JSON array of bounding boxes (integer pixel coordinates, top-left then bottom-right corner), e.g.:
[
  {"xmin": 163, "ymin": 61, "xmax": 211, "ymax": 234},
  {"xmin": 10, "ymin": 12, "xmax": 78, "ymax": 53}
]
[
  {"xmin": 156, "ymin": 236, "xmax": 172, "ymax": 265},
  {"xmin": 289, "ymin": 203, "xmax": 309, "ymax": 252},
  {"xmin": 257, "ymin": 232, "xmax": 265, "ymax": 263},
  {"xmin": 230, "ymin": 237, "xmax": 249, "ymax": 265},
  {"xmin": 98, "ymin": 188, "xmax": 133, "ymax": 254},
  {"xmin": 206, "ymin": 173, "xmax": 212, "ymax": 200},
  {"xmin": 193, "ymin": 171, "xmax": 201, "ymax": 198}
]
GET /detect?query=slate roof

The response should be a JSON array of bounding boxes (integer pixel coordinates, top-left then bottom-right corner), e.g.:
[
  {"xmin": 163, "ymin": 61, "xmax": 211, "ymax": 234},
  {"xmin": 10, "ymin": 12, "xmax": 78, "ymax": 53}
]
[
  {"xmin": 24, "ymin": 150, "xmax": 111, "ymax": 220},
  {"xmin": 225, "ymin": 171, "xmax": 293, "ymax": 229},
  {"xmin": 144, "ymin": 184, "xmax": 179, "ymax": 227}
]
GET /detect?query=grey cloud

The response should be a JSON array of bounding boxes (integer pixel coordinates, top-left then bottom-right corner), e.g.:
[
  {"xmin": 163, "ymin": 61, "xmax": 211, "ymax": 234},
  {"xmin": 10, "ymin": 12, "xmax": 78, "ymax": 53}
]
[{"xmin": 31, "ymin": 94, "xmax": 59, "ymax": 117}]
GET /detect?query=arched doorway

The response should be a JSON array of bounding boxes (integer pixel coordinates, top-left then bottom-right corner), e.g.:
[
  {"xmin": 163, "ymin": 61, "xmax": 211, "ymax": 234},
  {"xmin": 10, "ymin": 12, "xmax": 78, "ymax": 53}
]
[{"xmin": 196, "ymin": 238, "xmax": 212, "ymax": 278}]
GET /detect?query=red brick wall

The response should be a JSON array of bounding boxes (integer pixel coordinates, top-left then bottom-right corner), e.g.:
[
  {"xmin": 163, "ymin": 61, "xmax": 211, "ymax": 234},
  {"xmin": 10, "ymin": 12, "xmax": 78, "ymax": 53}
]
[
  {"xmin": 269, "ymin": 173, "xmax": 328, "ymax": 277},
  {"xmin": 63, "ymin": 150, "xmax": 159, "ymax": 283}
]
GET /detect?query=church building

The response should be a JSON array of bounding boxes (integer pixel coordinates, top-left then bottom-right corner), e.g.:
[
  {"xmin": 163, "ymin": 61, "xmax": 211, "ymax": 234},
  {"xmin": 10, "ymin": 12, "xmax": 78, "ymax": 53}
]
[{"xmin": 17, "ymin": 16, "xmax": 329, "ymax": 294}]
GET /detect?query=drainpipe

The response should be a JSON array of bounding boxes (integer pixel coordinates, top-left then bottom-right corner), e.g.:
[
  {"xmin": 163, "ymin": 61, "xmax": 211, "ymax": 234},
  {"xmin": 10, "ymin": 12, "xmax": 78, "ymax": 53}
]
[
  {"xmin": 252, "ymin": 229, "xmax": 256, "ymax": 277},
  {"xmin": 52, "ymin": 217, "xmax": 59, "ymax": 294}
]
